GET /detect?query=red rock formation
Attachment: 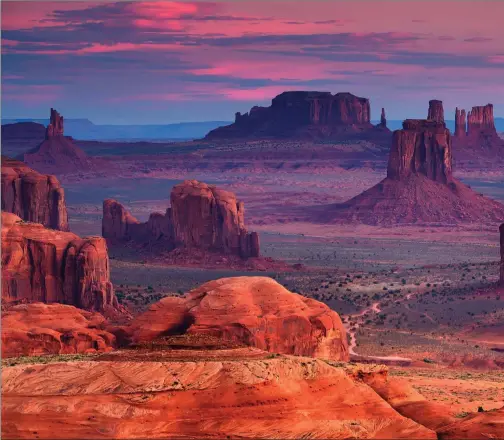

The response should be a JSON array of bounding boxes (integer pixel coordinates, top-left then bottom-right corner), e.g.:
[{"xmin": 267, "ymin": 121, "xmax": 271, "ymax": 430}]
[
  {"xmin": 467, "ymin": 104, "xmax": 496, "ymax": 136},
  {"xmin": 1, "ymin": 303, "xmax": 116, "ymax": 358},
  {"xmin": 454, "ymin": 107, "xmax": 467, "ymax": 138},
  {"xmin": 205, "ymin": 91, "xmax": 376, "ymax": 139},
  {"xmin": 1, "ymin": 156, "xmax": 69, "ymax": 231},
  {"xmin": 387, "ymin": 119, "xmax": 452, "ymax": 184},
  {"xmin": 427, "ymin": 100, "xmax": 445, "ymax": 123},
  {"xmin": 380, "ymin": 107, "xmax": 387, "ymax": 128},
  {"xmin": 316, "ymin": 101, "xmax": 504, "ymax": 225},
  {"xmin": 128, "ymin": 276, "xmax": 349, "ymax": 361},
  {"xmin": 438, "ymin": 407, "xmax": 504, "ymax": 439},
  {"xmin": 21, "ymin": 108, "xmax": 90, "ymax": 174},
  {"xmin": 2, "ymin": 360, "xmax": 437, "ymax": 439},
  {"xmin": 500, "ymin": 223, "xmax": 504, "ymax": 286},
  {"xmin": 103, "ymin": 180, "xmax": 260, "ymax": 259},
  {"xmin": 1, "ymin": 212, "xmax": 117, "ymax": 313},
  {"xmin": 45, "ymin": 108, "xmax": 64, "ymax": 138}
]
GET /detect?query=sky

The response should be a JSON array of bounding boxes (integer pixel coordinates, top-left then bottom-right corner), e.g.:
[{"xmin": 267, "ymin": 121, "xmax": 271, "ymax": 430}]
[{"xmin": 2, "ymin": 0, "xmax": 504, "ymax": 124}]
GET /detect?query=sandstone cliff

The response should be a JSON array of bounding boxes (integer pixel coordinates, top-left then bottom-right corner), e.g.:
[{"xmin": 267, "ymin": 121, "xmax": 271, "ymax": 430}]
[
  {"xmin": 205, "ymin": 91, "xmax": 381, "ymax": 139},
  {"xmin": 21, "ymin": 108, "xmax": 91, "ymax": 174},
  {"xmin": 467, "ymin": 104, "xmax": 497, "ymax": 136},
  {"xmin": 316, "ymin": 101, "xmax": 504, "ymax": 225},
  {"xmin": 427, "ymin": 100, "xmax": 445, "ymax": 123},
  {"xmin": 454, "ymin": 107, "xmax": 467, "ymax": 138},
  {"xmin": 1, "ymin": 156, "xmax": 69, "ymax": 231},
  {"xmin": 103, "ymin": 180, "xmax": 260, "ymax": 259},
  {"xmin": 128, "ymin": 276, "xmax": 349, "ymax": 361},
  {"xmin": 1, "ymin": 212, "xmax": 117, "ymax": 313}
]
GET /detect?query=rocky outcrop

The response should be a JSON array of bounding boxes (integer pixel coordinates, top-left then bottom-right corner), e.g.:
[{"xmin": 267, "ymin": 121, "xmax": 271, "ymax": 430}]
[
  {"xmin": 1, "ymin": 303, "xmax": 116, "ymax": 358},
  {"xmin": 21, "ymin": 108, "xmax": 90, "ymax": 174},
  {"xmin": 1, "ymin": 212, "xmax": 117, "ymax": 313},
  {"xmin": 467, "ymin": 104, "xmax": 496, "ymax": 136},
  {"xmin": 2, "ymin": 360, "xmax": 438, "ymax": 439},
  {"xmin": 316, "ymin": 101, "xmax": 504, "ymax": 225},
  {"xmin": 1, "ymin": 157, "xmax": 69, "ymax": 231},
  {"xmin": 380, "ymin": 107, "xmax": 387, "ymax": 128},
  {"xmin": 45, "ymin": 108, "xmax": 64, "ymax": 138},
  {"xmin": 128, "ymin": 276, "xmax": 349, "ymax": 361},
  {"xmin": 427, "ymin": 100, "xmax": 444, "ymax": 123},
  {"xmin": 103, "ymin": 180, "xmax": 260, "ymax": 259},
  {"xmin": 387, "ymin": 119, "xmax": 452, "ymax": 184},
  {"xmin": 500, "ymin": 223, "xmax": 504, "ymax": 286},
  {"xmin": 205, "ymin": 91, "xmax": 378, "ymax": 139},
  {"xmin": 454, "ymin": 107, "xmax": 467, "ymax": 138}
]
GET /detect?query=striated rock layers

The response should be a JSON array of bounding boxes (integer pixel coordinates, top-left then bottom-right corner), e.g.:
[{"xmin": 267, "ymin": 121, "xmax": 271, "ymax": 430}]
[
  {"xmin": 427, "ymin": 100, "xmax": 445, "ymax": 123},
  {"xmin": 21, "ymin": 108, "xmax": 90, "ymax": 174},
  {"xmin": 317, "ymin": 101, "xmax": 504, "ymax": 225},
  {"xmin": 453, "ymin": 103, "xmax": 498, "ymax": 139},
  {"xmin": 501, "ymin": 223, "xmax": 504, "ymax": 286},
  {"xmin": 1, "ymin": 156, "xmax": 69, "ymax": 231},
  {"xmin": 2, "ymin": 360, "xmax": 438, "ymax": 439},
  {"xmin": 1, "ymin": 303, "xmax": 116, "ymax": 358},
  {"xmin": 205, "ymin": 91, "xmax": 385, "ymax": 139},
  {"xmin": 128, "ymin": 276, "xmax": 349, "ymax": 361},
  {"xmin": 103, "ymin": 180, "xmax": 260, "ymax": 259},
  {"xmin": 1, "ymin": 212, "xmax": 117, "ymax": 313}
]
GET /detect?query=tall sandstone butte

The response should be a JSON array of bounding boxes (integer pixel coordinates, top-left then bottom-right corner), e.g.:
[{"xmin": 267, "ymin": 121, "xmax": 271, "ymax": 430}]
[
  {"xmin": 454, "ymin": 107, "xmax": 467, "ymax": 138},
  {"xmin": 21, "ymin": 108, "xmax": 90, "ymax": 173},
  {"xmin": 500, "ymin": 223, "xmax": 504, "ymax": 287},
  {"xmin": 1, "ymin": 156, "xmax": 69, "ymax": 231},
  {"xmin": 467, "ymin": 104, "xmax": 497, "ymax": 136},
  {"xmin": 205, "ymin": 91, "xmax": 376, "ymax": 139},
  {"xmin": 1, "ymin": 212, "xmax": 117, "ymax": 313},
  {"xmin": 387, "ymin": 119, "xmax": 452, "ymax": 184},
  {"xmin": 427, "ymin": 100, "xmax": 445, "ymax": 123},
  {"xmin": 319, "ymin": 100, "xmax": 504, "ymax": 225},
  {"xmin": 103, "ymin": 180, "xmax": 260, "ymax": 259}
]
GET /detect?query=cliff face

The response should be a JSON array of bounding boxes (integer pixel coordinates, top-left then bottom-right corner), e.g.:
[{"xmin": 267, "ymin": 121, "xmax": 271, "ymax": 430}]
[
  {"xmin": 103, "ymin": 180, "xmax": 260, "ymax": 259},
  {"xmin": 467, "ymin": 104, "xmax": 496, "ymax": 136},
  {"xmin": 205, "ymin": 91, "xmax": 376, "ymax": 139},
  {"xmin": 427, "ymin": 100, "xmax": 445, "ymax": 123},
  {"xmin": 500, "ymin": 223, "xmax": 504, "ymax": 286},
  {"xmin": 1, "ymin": 156, "xmax": 69, "ymax": 231},
  {"xmin": 454, "ymin": 107, "xmax": 467, "ymax": 138},
  {"xmin": 387, "ymin": 119, "xmax": 452, "ymax": 184},
  {"xmin": 1, "ymin": 212, "xmax": 117, "ymax": 312}
]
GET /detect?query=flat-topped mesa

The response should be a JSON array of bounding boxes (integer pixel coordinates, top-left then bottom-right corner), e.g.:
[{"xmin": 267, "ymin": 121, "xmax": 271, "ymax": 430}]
[
  {"xmin": 387, "ymin": 119, "xmax": 452, "ymax": 183},
  {"xmin": 1, "ymin": 212, "xmax": 117, "ymax": 313},
  {"xmin": 454, "ymin": 107, "xmax": 467, "ymax": 138},
  {"xmin": 102, "ymin": 180, "xmax": 260, "ymax": 259},
  {"xmin": 205, "ymin": 91, "xmax": 375, "ymax": 139},
  {"xmin": 427, "ymin": 100, "xmax": 445, "ymax": 124},
  {"xmin": 1, "ymin": 156, "xmax": 69, "ymax": 231},
  {"xmin": 500, "ymin": 223, "xmax": 504, "ymax": 286},
  {"xmin": 467, "ymin": 104, "xmax": 496, "ymax": 136},
  {"xmin": 46, "ymin": 107, "xmax": 64, "ymax": 139}
]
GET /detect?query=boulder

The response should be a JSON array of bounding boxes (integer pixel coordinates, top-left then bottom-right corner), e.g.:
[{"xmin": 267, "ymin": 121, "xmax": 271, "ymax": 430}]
[
  {"xmin": 128, "ymin": 276, "xmax": 349, "ymax": 361},
  {"xmin": 1, "ymin": 156, "xmax": 69, "ymax": 231},
  {"xmin": 1, "ymin": 212, "xmax": 117, "ymax": 313}
]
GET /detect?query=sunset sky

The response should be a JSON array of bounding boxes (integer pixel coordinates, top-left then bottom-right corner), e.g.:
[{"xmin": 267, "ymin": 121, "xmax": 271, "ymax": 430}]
[{"xmin": 2, "ymin": 1, "xmax": 504, "ymax": 124}]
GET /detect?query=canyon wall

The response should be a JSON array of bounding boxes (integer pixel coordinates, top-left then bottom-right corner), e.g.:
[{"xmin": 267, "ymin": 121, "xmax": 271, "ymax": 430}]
[
  {"xmin": 2, "ymin": 212, "xmax": 117, "ymax": 312},
  {"xmin": 103, "ymin": 180, "xmax": 260, "ymax": 259},
  {"xmin": 1, "ymin": 157, "xmax": 69, "ymax": 231}
]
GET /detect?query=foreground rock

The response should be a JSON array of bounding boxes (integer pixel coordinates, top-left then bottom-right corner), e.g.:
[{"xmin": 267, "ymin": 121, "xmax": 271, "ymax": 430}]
[
  {"xmin": 1, "ymin": 156, "xmax": 69, "ymax": 231},
  {"xmin": 1, "ymin": 357, "xmax": 437, "ymax": 439},
  {"xmin": 1, "ymin": 303, "xmax": 115, "ymax": 358},
  {"xmin": 317, "ymin": 101, "xmax": 504, "ymax": 225},
  {"xmin": 1, "ymin": 212, "xmax": 118, "ymax": 313},
  {"xmin": 103, "ymin": 180, "xmax": 260, "ymax": 259},
  {"xmin": 21, "ymin": 108, "xmax": 91, "ymax": 174},
  {"xmin": 205, "ymin": 91, "xmax": 389, "ymax": 139},
  {"xmin": 438, "ymin": 407, "xmax": 504, "ymax": 439},
  {"xmin": 129, "ymin": 276, "xmax": 349, "ymax": 361}
]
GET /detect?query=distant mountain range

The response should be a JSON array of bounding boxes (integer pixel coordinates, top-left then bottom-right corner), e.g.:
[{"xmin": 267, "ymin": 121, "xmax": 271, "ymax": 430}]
[
  {"xmin": 2, "ymin": 118, "xmax": 503, "ymax": 141},
  {"xmin": 372, "ymin": 118, "xmax": 504, "ymax": 133},
  {"xmin": 1, "ymin": 119, "xmax": 232, "ymax": 140}
]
